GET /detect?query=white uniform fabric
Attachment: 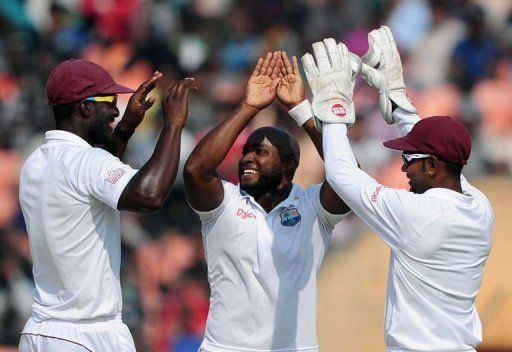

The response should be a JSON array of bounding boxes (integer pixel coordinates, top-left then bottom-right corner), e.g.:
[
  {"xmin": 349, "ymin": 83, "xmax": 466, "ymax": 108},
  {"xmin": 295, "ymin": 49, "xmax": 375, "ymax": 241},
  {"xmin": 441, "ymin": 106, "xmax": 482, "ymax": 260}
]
[
  {"xmin": 19, "ymin": 315, "xmax": 135, "ymax": 352},
  {"xmin": 18, "ymin": 130, "xmax": 137, "ymax": 350},
  {"xmin": 194, "ymin": 182, "xmax": 347, "ymax": 352},
  {"xmin": 322, "ymin": 110, "xmax": 493, "ymax": 352}
]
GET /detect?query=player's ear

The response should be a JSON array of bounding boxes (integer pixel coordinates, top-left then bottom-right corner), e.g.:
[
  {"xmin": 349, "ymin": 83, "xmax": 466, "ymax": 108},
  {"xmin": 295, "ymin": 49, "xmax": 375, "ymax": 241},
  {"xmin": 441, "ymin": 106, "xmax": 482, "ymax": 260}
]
[
  {"xmin": 79, "ymin": 100, "xmax": 92, "ymax": 118},
  {"xmin": 427, "ymin": 156, "xmax": 438, "ymax": 177}
]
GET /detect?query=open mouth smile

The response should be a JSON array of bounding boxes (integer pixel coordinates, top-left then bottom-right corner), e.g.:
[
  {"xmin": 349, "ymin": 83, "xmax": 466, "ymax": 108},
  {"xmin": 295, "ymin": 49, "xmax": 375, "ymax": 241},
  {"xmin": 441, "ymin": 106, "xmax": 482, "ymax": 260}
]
[
  {"xmin": 240, "ymin": 165, "xmax": 260, "ymax": 180},
  {"xmin": 242, "ymin": 169, "xmax": 258, "ymax": 176}
]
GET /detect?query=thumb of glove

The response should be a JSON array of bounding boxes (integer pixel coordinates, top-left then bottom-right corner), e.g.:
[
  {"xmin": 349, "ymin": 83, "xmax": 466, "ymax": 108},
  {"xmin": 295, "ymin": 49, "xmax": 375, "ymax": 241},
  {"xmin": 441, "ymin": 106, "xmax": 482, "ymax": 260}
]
[
  {"xmin": 360, "ymin": 63, "xmax": 384, "ymax": 92},
  {"xmin": 349, "ymin": 53, "xmax": 362, "ymax": 78},
  {"xmin": 362, "ymin": 30, "xmax": 382, "ymax": 67}
]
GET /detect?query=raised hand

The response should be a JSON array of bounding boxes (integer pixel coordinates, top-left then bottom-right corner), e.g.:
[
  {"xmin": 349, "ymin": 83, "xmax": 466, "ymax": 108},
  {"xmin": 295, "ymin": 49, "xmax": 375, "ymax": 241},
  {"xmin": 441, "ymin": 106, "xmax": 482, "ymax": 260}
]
[
  {"xmin": 276, "ymin": 51, "xmax": 305, "ymax": 109},
  {"xmin": 162, "ymin": 78, "xmax": 197, "ymax": 128},
  {"xmin": 302, "ymin": 38, "xmax": 361, "ymax": 129},
  {"xmin": 243, "ymin": 52, "xmax": 280, "ymax": 110},
  {"xmin": 360, "ymin": 26, "xmax": 417, "ymax": 124},
  {"xmin": 121, "ymin": 71, "xmax": 163, "ymax": 131}
]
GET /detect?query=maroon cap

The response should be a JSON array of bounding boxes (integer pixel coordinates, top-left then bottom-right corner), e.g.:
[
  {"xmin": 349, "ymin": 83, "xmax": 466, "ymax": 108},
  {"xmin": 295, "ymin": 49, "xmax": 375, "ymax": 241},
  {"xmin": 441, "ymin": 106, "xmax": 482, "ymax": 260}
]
[
  {"xmin": 383, "ymin": 116, "xmax": 472, "ymax": 165},
  {"xmin": 46, "ymin": 59, "xmax": 134, "ymax": 105}
]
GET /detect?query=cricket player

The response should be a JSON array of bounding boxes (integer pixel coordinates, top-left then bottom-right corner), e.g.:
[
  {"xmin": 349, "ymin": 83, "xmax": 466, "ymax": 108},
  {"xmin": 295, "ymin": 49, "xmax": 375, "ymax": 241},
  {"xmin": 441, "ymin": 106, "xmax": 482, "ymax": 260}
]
[
  {"xmin": 301, "ymin": 28, "xmax": 493, "ymax": 351},
  {"xmin": 183, "ymin": 52, "xmax": 351, "ymax": 352},
  {"xmin": 18, "ymin": 59, "xmax": 196, "ymax": 351}
]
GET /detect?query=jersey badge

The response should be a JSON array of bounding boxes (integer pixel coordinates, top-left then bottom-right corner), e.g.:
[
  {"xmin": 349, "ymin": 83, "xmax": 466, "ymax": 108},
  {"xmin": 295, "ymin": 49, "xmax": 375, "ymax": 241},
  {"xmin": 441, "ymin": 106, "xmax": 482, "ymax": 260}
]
[{"xmin": 280, "ymin": 207, "xmax": 301, "ymax": 227}]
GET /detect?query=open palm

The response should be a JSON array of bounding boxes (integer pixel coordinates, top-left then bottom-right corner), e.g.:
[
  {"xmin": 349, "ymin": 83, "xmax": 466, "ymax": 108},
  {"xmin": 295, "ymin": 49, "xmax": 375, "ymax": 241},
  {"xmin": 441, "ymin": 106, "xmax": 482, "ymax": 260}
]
[
  {"xmin": 276, "ymin": 52, "xmax": 305, "ymax": 109},
  {"xmin": 244, "ymin": 52, "xmax": 279, "ymax": 109}
]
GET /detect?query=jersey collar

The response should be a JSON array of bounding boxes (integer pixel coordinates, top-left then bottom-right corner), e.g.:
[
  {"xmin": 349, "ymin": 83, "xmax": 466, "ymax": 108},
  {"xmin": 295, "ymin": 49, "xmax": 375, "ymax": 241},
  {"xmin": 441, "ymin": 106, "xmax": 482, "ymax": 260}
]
[
  {"xmin": 424, "ymin": 187, "xmax": 472, "ymax": 203},
  {"xmin": 239, "ymin": 183, "xmax": 303, "ymax": 214},
  {"xmin": 273, "ymin": 184, "xmax": 302, "ymax": 211},
  {"xmin": 45, "ymin": 130, "xmax": 92, "ymax": 148}
]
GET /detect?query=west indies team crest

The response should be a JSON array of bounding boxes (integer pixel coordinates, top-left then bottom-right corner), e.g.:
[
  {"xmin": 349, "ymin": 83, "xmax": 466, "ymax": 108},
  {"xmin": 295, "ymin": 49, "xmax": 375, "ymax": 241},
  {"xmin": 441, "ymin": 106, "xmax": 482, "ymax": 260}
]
[{"xmin": 280, "ymin": 207, "xmax": 301, "ymax": 227}]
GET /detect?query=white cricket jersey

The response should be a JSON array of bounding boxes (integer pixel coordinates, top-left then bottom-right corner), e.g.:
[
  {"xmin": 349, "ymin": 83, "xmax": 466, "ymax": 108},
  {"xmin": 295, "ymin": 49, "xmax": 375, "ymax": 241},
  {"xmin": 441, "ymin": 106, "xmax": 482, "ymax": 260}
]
[
  {"xmin": 19, "ymin": 130, "xmax": 137, "ymax": 322},
  {"xmin": 322, "ymin": 110, "xmax": 493, "ymax": 352},
  {"xmin": 194, "ymin": 182, "xmax": 347, "ymax": 352}
]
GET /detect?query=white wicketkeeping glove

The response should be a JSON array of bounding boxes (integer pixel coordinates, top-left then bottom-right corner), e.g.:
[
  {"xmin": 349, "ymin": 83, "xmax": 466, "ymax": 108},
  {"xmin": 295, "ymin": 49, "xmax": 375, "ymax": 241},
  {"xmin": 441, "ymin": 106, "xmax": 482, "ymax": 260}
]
[
  {"xmin": 302, "ymin": 38, "xmax": 361, "ymax": 131},
  {"xmin": 360, "ymin": 25, "xmax": 417, "ymax": 124}
]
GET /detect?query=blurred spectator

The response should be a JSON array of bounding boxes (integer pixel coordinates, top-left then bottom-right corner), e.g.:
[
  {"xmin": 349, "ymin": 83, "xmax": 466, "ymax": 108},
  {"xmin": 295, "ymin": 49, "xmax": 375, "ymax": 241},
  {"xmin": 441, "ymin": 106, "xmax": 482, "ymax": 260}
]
[
  {"xmin": 450, "ymin": 3, "xmax": 501, "ymax": 92},
  {"xmin": 41, "ymin": 4, "xmax": 90, "ymax": 61},
  {"xmin": 80, "ymin": 0, "xmax": 141, "ymax": 42},
  {"xmin": 407, "ymin": 0, "xmax": 466, "ymax": 88},
  {"xmin": 472, "ymin": 56, "xmax": 512, "ymax": 173},
  {"xmin": 0, "ymin": 231, "xmax": 33, "ymax": 346},
  {"xmin": 136, "ymin": 229, "xmax": 207, "ymax": 352},
  {"xmin": 220, "ymin": 6, "xmax": 264, "ymax": 71},
  {"xmin": 0, "ymin": 145, "xmax": 22, "ymax": 228},
  {"xmin": 386, "ymin": 0, "xmax": 432, "ymax": 52}
]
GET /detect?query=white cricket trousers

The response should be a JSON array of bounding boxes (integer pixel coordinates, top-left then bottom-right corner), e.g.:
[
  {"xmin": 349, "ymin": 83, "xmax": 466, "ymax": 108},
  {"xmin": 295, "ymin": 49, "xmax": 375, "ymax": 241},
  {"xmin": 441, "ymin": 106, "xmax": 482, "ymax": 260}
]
[{"xmin": 18, "ymin": 314, "xmax": 136, "ymax": 352}]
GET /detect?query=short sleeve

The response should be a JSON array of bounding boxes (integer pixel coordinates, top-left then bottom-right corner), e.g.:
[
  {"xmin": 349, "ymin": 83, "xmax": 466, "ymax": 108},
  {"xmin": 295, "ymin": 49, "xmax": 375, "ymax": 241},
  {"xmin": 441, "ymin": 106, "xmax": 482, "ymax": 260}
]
[
  {"xmin": 304, "ymin": 184, "xmax": 349, "ymax": 237},
  {"xmin": 68, "ymin": 148, "xmax": 137, "ymax": 209},
  {"xmin": 192, "ymin": 181, "xmax": 240, "ymax": 233}
]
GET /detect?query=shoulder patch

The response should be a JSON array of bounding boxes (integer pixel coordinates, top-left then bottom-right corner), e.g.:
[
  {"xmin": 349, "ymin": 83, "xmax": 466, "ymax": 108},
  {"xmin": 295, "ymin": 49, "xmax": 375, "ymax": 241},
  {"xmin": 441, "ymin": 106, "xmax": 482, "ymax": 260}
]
[{"xmin": 105, "ymin": 168, "xmax": 126, "ymax": 184}]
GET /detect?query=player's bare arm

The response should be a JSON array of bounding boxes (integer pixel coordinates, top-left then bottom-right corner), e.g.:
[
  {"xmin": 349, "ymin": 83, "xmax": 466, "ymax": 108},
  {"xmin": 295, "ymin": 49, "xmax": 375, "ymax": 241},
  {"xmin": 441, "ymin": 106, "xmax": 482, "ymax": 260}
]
[
  {"xmin": 184, "ymin": 52, "xmax": 280, "ymax": 212},
  {"xmin": 276, "ymin": 50, "xmax": 350, "ymax": 215},
  {"xmin": 117, "ymin": 78, "xmax": 197, "ymax": 212},
  {"xmin": 108, "ymin": 71, "xmax": 162, "ymax": 158}
]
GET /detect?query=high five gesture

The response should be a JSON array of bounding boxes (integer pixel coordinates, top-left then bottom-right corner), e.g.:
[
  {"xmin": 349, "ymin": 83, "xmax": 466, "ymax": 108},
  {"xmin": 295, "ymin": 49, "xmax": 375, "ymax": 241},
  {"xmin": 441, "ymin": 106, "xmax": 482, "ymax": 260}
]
[
  {"xmin": 244, "ymin": 52, "xmax": 280, "ymax": 110},
  {"xmin": 276, "ymin": 51, "xmax": 305, "ymax": 109}
]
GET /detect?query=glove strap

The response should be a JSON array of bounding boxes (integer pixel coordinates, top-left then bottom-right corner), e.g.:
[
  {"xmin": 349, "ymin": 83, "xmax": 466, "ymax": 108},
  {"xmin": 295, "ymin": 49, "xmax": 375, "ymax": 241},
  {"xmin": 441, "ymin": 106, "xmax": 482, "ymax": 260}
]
[{"xmin": 288, "ymin": 100, "xmax": 313, "ymax": 127}]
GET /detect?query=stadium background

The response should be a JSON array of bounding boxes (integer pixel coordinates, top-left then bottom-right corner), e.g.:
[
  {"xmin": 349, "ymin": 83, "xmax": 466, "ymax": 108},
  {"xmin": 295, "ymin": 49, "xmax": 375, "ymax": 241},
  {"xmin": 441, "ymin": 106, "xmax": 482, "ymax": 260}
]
[{"xmin": 0, "ymin": 0, "xmax": 511, "ymax": 351}]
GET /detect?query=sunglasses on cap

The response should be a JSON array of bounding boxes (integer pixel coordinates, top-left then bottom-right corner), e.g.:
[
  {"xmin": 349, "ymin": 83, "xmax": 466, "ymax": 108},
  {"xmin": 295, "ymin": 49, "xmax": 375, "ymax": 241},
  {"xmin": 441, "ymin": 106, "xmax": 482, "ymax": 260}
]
[
  {"xmin": 401, "ymin": 153, "xmax": 432, "ymax": 167},
  {"xmin": 83, "ymin": 95, "xmax": 118, "ymax": 109}
]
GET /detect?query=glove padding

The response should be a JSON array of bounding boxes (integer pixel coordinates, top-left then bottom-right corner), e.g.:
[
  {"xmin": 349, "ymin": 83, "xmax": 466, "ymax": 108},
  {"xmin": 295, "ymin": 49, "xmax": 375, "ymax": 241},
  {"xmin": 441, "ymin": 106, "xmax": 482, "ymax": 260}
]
[
  {"xmin": 302, "ymin": 38, "xmax": 361, "ymax": 132},
  {"xmin": 360, "ymin": 26, "xmax": 417, "ymax": 124}
]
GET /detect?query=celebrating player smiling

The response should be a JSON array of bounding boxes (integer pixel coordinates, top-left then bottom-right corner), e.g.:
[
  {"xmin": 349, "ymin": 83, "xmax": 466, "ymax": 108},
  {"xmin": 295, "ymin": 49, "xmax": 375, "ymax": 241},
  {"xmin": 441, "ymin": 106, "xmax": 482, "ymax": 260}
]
[
  {"xmin": 184, "ymin": 51, "xmax": 351, "ymax": 352},
  {"xmin": 18, "ymin": 59, "xmax": 196, "ymax": 352}
]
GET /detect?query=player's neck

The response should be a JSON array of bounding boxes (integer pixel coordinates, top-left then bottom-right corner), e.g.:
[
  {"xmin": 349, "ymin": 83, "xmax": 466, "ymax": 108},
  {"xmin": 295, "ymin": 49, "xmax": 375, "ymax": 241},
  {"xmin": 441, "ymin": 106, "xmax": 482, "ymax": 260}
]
[
  {"xmin": 255, "ymin": 183, "xmax": 292, "ymax": 213},
  {"xmin": 55, "ymin": 119, "xmax": 91, "ymax": 145},
  {"xmin": 432, "ymin": 176, "xmax": 463, "ymax": 194}
]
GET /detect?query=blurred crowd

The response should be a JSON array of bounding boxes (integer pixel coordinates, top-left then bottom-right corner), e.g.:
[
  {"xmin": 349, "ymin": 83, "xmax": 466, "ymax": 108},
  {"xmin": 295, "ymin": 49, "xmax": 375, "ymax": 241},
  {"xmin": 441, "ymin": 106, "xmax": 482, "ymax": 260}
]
[{"xmin": 1, "ymin": 0, "xmax": 511, "ymax": 351}]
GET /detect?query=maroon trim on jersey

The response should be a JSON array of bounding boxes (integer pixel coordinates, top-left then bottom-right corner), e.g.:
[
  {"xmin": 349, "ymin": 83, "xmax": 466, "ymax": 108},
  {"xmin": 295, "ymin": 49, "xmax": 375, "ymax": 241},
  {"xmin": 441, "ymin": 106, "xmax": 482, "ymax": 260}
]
[{"xmin": 20, "ymin": 333, "xmax": 93, "ymax": 352}]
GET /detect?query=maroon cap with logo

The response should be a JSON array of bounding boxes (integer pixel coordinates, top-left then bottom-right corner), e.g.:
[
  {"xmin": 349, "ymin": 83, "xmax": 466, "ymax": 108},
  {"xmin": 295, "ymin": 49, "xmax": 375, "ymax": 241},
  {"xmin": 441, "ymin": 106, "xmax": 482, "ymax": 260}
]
[
  {"xmin": 46, "ymin": 59, "xmax": 134, "ymax": 105},
  {"xmin": 383, "ymin": 116, "xmax": 472, "ymax": 165}
]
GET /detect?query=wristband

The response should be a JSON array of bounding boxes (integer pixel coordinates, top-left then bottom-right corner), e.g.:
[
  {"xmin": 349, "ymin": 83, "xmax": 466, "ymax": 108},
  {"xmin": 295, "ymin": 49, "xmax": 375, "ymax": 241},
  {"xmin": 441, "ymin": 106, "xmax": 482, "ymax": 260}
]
[
  {"xmin": 288, "ymin": 100, "xmax": 313, "ymax": 127},
  {"xmin": 113, "ymin": 124, "xmax": 135, "ymax": 142}
]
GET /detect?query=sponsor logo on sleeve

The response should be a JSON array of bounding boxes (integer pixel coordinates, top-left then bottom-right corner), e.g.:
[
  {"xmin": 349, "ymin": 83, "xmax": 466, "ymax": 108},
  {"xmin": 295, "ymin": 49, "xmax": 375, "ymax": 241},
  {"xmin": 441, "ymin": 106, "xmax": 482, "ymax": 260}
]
[
  {"xmin": 105, "ymin": 168, "xmax": 126, "ymax": 184},
  {"xmin": 331, "ymin": 104, "xmax": 346, "ymax": 117},
  {"xmin": 280, "ymin": 207, "xmax": 301, "ymax": 227},
  {"xmin": 370, "ymin": 185, "xmax": 383, "ymax": 203},
  {"xmin": 236, "ymin": 208, "xmax": 257, "ymax": 220}
]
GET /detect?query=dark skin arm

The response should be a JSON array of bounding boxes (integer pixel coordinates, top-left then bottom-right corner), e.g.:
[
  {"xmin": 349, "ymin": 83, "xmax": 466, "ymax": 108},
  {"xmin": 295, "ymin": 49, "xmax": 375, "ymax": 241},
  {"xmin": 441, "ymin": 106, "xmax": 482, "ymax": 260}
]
[
  {"xmin": 276, "ymin": 51, "xmax": 350, "ymax": 215},
  {"xmin": 117, "ymin": 78, "xmax": 197, "ymax": 212},
  {"xmin": 107, "ymin": 71, "xmax": 162, "ymax": 159},
  {"xmin": 184, "ymin": 52, "xmax": 280, "ymax": 212}
]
